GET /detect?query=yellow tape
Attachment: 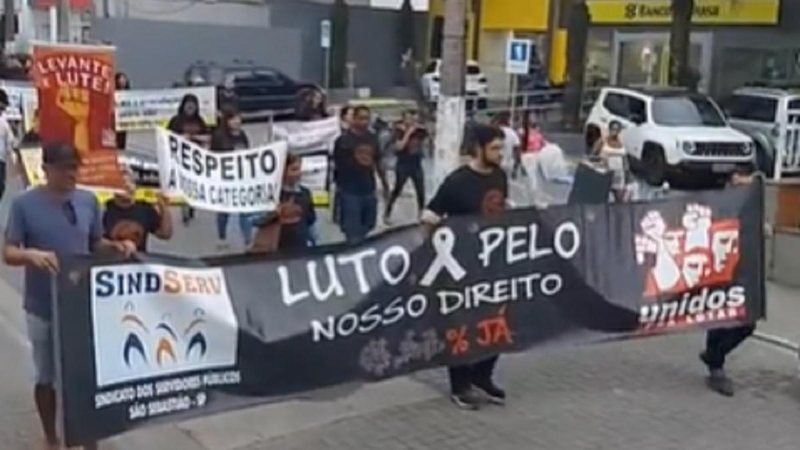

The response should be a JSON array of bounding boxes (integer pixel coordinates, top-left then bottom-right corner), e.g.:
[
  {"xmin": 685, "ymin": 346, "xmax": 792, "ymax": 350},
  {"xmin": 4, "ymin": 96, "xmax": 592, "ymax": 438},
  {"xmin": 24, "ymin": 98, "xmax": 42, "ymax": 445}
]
[{"xmin": 17, "ymin": 147, "xmax": 186, "ymax": 205}]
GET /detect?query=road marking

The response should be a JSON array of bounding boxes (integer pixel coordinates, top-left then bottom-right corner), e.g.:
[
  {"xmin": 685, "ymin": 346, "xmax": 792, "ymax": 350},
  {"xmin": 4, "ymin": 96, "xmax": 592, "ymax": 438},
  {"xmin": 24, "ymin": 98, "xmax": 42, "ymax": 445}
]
[{"xmin": 752, "ymin": 330, "xmax": 799, "ymax": 355}]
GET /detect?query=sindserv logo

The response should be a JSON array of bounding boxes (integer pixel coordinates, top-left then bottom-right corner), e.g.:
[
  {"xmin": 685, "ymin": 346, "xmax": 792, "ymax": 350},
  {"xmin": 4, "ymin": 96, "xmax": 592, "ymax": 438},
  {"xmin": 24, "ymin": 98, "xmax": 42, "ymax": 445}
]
[
  {"xmin": 91, "ymin": 265, "xmax": 238, "ymax": 388},
  {"xmin": 634, "ymin": 204, "xmax": 745, "ymax": 331}
]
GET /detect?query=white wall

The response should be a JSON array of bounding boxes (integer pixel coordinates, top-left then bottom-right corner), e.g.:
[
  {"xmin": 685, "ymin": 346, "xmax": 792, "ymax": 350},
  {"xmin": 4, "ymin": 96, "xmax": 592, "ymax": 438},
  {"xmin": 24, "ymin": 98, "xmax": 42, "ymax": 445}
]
[{"xmin": 98, "ymin": 0, "xmax": 271, "ymax": 27}]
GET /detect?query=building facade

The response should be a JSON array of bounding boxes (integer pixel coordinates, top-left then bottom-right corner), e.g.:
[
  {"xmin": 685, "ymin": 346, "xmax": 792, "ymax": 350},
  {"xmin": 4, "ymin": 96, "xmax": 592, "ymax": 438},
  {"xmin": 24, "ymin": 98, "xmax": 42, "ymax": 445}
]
[{"xmin": 428, "ymin": 0, "xmax": 795, "ymax": 98}]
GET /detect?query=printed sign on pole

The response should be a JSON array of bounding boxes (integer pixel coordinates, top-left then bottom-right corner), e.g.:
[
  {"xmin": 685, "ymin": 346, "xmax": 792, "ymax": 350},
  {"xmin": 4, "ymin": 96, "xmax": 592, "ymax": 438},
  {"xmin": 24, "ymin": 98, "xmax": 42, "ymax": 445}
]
[
  {"xmin": 506, "ymin": 38, "xmax": 533, "ymax": 75},
  {"xmin": 320, "ymin": 19, "xmax": 332, "ymax": 49}
]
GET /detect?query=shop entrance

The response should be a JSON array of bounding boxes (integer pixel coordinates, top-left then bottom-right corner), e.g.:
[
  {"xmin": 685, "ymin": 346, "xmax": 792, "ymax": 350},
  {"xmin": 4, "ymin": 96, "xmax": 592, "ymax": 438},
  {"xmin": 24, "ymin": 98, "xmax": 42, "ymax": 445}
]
[{"xmin": 611, "ymin": 32, "xmax": 713, "ymax": 92}]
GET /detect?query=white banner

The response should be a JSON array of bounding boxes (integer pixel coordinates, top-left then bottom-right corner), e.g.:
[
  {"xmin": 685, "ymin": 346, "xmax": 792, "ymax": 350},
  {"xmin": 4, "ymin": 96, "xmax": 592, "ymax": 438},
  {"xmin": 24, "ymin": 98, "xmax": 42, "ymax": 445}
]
[
  {"xmin": 299, "ymin": 152, "xmax": 329, "ymax": 193},
  {"xmin": 116, "ymin": 86, "xmax": 217, "ymax": 132},
  {"xmin": 272, "ymin": 116, "xmax": 340, "ymax": 154},
  {"xmin": 0, "ymin": 81, "xmax": 36, "ymax": 123},
  {"xmin": 157, "ymin": 129, "xmax": 287, "ymax": 213},
  {"xmin": 91, "ymin": 264, "xmax": 238, "ymax": 387}
]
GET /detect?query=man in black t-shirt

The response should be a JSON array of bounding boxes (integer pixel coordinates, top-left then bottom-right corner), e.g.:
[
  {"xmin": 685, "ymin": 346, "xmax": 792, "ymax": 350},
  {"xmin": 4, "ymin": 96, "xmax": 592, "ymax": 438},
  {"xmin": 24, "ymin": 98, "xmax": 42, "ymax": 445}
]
[
  {"xmin": 422, "ymin": 124, "xmax": 509, "ymax": 411},
  {"xmin": 103, "ymin": 172, "xmax": 173, "ymax": 252},
  {"xmin": 332, "ymin": 106, "xmax": 383, "ymax": 243}
]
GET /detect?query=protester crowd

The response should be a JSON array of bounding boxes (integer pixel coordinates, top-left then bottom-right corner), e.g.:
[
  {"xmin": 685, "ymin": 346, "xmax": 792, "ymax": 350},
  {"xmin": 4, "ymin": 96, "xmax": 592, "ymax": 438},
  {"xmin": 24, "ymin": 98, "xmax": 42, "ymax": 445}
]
[{"xmin": 0, "ymin": 79, "xmax": 762, "ymax": 450}]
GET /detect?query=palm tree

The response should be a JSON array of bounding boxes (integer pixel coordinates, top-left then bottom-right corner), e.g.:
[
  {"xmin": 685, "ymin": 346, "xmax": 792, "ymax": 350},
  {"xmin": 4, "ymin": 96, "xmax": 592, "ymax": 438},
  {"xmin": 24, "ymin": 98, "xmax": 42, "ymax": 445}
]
[
  {"xmin": 669, "ymin": 0, "xmax": 695, "ymax": 88},
  {"xmin": 330, "ymin": 0, "xmax": 350, "ymax": 88},
  {"xmin": 563, "ymin": 0, "xmax": 590, "ymax": 130}
]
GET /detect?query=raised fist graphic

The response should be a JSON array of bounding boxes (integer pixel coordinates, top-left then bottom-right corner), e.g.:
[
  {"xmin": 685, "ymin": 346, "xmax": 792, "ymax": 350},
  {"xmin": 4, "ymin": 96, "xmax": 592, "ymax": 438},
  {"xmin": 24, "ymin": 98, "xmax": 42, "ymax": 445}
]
[
  {"xmin": 682, "ymin": 204, "xmax": 711, "ymax": 251},
  {"xmin": 641, "ymin": 211, "xmax": 667, "ymax": 241},
  {"xmin": 56, "ymin": 86, "xmax": 90, "ymax": 158}
]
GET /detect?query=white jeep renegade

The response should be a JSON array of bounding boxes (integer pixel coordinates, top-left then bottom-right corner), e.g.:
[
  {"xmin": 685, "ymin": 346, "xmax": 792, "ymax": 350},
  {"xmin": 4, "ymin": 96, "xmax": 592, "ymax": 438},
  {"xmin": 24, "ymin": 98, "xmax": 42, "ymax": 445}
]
[{"xmin": 584, "ymin": 87, "xmax": 755, "ymax": 185}]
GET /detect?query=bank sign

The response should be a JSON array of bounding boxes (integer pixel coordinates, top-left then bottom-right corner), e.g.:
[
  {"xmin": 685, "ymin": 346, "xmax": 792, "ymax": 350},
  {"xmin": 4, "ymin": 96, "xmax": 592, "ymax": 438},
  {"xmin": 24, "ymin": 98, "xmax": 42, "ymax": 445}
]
[{"xmin": 588, "ymin": 0, "xmax": 780, "ymax": 25}]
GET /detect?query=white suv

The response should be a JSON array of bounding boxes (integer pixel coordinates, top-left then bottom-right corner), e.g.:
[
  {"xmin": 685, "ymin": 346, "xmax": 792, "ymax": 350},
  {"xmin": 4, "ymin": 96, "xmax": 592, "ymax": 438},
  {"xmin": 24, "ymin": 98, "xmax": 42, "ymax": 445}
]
[
  {"xmin": 721, "ymin": 86, "xmax": 800, "ymax": 178},
  {"xmin": 585, "ymin": 87, "xmax": 755, "ymax": 185},
  {"xmin": 421, "ymin": 59, "xmax": 488, "ymax": 105}
]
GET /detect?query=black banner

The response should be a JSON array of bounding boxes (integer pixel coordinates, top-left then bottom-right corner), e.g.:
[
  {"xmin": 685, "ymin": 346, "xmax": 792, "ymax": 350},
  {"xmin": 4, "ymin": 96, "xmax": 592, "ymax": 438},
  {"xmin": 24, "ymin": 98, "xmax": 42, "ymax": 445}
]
[{"xmin": 55, "ymin": 183, "xmax": 765, "ymax": 445}]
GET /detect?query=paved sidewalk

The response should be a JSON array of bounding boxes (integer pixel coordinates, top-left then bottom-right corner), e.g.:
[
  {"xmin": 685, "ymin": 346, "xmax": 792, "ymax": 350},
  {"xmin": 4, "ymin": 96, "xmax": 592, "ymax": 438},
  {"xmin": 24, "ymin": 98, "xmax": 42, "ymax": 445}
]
[{"xmin": 1, "ymin": 127, "xmax": 798, "ymax": 449}]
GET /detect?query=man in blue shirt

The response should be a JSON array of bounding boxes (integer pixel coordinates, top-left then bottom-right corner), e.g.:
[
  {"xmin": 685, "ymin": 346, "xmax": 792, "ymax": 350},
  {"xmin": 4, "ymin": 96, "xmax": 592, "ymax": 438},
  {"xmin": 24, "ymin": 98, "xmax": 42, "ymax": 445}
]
[{"xmin": 3, "ymin": 143, "xmax": 136, "ymax": 450}]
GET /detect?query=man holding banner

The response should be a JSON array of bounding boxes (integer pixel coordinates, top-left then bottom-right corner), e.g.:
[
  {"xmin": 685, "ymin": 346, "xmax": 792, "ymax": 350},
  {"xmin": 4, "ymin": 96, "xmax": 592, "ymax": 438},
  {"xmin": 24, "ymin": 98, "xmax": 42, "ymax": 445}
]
[
  {"xmin": 3, "ymin": 144, "xmax": 136, "ymax": 450},
  {"xmin": 422, "ymin": 124, "xmax": 509, "ymax": 410}
]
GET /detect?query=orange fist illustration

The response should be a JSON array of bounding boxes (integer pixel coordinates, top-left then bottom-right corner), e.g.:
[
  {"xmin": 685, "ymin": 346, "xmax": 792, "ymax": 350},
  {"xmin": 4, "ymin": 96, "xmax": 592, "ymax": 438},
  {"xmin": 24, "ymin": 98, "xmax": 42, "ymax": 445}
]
[{"xmin": 56, "ymin": 87, "xmax": 90, "ymax": 158}]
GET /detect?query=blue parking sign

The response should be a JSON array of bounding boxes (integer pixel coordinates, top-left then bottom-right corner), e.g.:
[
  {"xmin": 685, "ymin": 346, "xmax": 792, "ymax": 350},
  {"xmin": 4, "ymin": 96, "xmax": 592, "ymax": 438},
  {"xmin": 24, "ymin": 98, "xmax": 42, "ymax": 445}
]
[{"xmin": 506, "ymin": 38, "xmax": 533, "ymax": 75}]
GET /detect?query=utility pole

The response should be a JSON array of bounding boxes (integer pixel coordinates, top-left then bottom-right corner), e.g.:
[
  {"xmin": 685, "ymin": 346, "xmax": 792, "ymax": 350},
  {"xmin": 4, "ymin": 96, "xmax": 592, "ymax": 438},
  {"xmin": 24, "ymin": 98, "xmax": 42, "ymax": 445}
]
[
  {"xmin": 57, "ymin": 0, "xmax": 70, "ymax": 42},
  {"xmin": 433, "ymin": 0, "xmax": 467, "ymax": 193},
  {"xmin": 2, "ymin": 0, "xmax": 14, "ymax": 70}
]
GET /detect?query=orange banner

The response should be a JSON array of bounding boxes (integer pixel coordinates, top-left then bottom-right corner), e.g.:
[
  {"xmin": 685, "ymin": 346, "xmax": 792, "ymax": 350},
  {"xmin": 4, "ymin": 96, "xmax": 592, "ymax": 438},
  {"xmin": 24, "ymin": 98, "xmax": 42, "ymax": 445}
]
[{"xmin": 33, "ymin": 43, "xmax": 123, "ymax": 189}]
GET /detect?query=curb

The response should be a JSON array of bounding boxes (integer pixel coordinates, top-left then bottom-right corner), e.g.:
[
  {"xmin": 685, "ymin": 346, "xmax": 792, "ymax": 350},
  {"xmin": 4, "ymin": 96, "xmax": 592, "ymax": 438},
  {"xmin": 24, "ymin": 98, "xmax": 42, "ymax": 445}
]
[{"xmin": 752, "ymin": 331, "xmax": 800, "ymax": 354}]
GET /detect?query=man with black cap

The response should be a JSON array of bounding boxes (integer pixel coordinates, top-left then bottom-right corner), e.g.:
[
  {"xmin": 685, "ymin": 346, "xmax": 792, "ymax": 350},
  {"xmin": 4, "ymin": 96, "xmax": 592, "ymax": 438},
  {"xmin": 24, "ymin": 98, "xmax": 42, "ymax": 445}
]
[
  {"xmin": 2, "ymin": 143, "xmax": 136, "ymax": 450},
  {"xmin": 0, "ymin": 88, "xmax": 18, "ymax": 200}
]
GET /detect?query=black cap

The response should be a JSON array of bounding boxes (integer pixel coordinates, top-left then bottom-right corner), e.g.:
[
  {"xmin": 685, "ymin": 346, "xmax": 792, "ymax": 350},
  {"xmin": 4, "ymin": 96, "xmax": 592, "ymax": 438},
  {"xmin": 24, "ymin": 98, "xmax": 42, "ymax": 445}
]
[
  {"xmin": 42, "ymin": 143, "xmax": 80, "ymax": 167},
  {"xmin": 0, "ymin": 89, "xmax": 8, "ymax": 107}
]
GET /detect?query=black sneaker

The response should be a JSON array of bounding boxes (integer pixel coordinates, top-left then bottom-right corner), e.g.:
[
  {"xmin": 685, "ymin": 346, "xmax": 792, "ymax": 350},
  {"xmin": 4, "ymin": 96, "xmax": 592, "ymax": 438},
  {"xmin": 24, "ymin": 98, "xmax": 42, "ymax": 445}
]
[
  {"xmin": 473, "ymin": 381, "xmax": 506, "ymax": 405},
  {"xmin": 706, "ymin": 370, "xmax": 735, "ymax": 397},
  {"xmin": 699, "ymin": 351, "xmax": 712, "ymax": 370},
  {"xmin": 450, "ymin": 390, "xmax": 482, "ymax": 410}
]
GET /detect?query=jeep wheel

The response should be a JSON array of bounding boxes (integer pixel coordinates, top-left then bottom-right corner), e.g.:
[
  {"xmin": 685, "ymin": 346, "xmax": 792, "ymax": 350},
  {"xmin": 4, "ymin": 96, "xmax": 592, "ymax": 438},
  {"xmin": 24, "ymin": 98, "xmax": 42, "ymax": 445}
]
[{"xmin": 642, "ymin": 146, "xmax": 667, "ymax": 186}]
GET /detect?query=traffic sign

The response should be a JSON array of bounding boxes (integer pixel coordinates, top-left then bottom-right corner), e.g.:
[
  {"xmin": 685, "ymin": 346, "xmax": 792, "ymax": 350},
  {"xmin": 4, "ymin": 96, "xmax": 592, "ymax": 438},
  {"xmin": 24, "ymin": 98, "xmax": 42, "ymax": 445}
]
[
  {"xmin": 506, "ymin": 38, "xmax": 532, "ymax": 75},
  {"xmin": 320, "ymin": 19, "xmax": 332, "ymax": 49}
]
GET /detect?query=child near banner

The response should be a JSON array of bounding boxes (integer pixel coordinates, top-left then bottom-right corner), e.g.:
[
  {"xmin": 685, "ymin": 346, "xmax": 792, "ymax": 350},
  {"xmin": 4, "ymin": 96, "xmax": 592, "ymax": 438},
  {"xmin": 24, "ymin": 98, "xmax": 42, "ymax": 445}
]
[
  {"xmin": 115, "ymin": 72, "xmax": 131, "ymax": 150},
  {"xmin": 211, "ymin": 110, "xmax": 258, "ymax": 250},
  {"xmin": 333, "ymin": 106, "xmax": 385, "ymax": 243},
  {"xmin": 249, "ymin": 154, "xmax": 318, "ymax": 253},
  {"xmin": 169, "ymin": 93, "xmax": 211, "ymax": 226},
  {"xmin": 421, "ymin": 124, "xmax": 509, "ymax": 410},
  {"xmin": 2, "ymin": 143, "xmax": 136, "ymax": 450},
  {"xmin": 103, "ymin": 168, "xmax": 173, "ymax": 252}
]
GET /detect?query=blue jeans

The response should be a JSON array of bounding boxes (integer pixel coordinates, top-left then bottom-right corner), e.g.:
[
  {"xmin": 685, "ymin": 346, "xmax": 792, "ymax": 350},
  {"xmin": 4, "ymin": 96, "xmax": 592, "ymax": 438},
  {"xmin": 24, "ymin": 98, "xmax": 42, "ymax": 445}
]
[
  {"xmin": 338, "ymin": 192, "xmax": 377, "ymax": 244},
  {"xmin": 217, "ymin": 213, "xmax": 256, "ymax": 247}
]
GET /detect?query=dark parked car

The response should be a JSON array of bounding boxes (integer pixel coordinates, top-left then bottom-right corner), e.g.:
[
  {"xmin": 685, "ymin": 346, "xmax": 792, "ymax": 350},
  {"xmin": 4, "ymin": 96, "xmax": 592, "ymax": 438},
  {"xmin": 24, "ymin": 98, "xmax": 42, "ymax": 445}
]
[{"xmin": 182, "ymin": 61, "xmax": 319, "ymax": 117}]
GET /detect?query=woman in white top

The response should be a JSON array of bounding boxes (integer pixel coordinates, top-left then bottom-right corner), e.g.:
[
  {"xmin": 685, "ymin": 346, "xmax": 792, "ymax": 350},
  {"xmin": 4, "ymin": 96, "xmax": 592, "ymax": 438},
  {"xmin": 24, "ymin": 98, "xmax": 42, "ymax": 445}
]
[{"xmin": 593, "ymin": 120, "xmax": 628, "ymax": 201}]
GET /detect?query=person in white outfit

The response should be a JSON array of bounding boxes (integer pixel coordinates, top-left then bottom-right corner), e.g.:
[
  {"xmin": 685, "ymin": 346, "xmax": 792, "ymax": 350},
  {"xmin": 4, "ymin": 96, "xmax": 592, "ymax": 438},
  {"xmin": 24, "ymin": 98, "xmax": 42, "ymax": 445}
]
[
  {"xmin": 491, "ymin": 112, "xmax": 521, "ymax": 177},
  {"xmin": 0, "ymin": 89, "xmax": 18, "ymax": 201},
  {"xmin": 592, "ymin": 120, "xmax": 627, "ymax": 201}
]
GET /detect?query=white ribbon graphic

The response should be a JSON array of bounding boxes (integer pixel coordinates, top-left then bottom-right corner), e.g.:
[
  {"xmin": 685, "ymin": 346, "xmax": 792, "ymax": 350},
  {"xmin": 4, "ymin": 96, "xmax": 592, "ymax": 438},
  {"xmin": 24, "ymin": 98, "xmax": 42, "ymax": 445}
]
[{"xmin": 419, "ymin": 227, "xmax": 466, "ymax": 287}]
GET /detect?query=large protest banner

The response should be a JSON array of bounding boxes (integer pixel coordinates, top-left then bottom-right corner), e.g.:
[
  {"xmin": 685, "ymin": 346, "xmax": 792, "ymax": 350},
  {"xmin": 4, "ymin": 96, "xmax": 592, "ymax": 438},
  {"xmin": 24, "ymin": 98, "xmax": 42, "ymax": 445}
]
[
  {"xmin": 156, "ymin": 128, "xmax": 287, "ymax": 213},
  {"xmin": 54, "ymin": 182, "xmax": 764, "ymax": 445},
  {"xmin": 273, "ymin": 116, "xmax": 340, "ymax": 206},
  {"xmin": 32, "ymin": 43, "xmax": 124, "ymax": 188},
  {"xmin": 116, "ymin": 87, "xmax": 217, "ymax": 131}
]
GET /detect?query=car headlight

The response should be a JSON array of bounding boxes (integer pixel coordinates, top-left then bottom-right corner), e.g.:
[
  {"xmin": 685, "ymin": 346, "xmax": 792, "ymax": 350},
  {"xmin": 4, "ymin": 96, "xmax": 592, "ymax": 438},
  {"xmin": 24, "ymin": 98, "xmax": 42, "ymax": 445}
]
[
  {"xmin": 681, "ymin": 141, "xmax": 696, "ymax": 154},
  {"xmin": 743, "ymin": 141, "xmax": 754, "ymax": 155}
]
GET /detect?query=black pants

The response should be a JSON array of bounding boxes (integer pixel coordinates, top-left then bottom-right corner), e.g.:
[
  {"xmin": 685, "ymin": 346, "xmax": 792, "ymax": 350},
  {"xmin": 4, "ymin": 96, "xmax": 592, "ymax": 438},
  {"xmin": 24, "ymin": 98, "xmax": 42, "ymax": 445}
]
[
  {"xmin": 705, "ymin": 325, "xmax": 755, "ymax": 370},
  {"xmin": 386, "ymin": 163, "xmax": 425, "ymax": 217},
  {"xmin": 448, "ymin": 356, "xmax": 499, "ymax": 394}
]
